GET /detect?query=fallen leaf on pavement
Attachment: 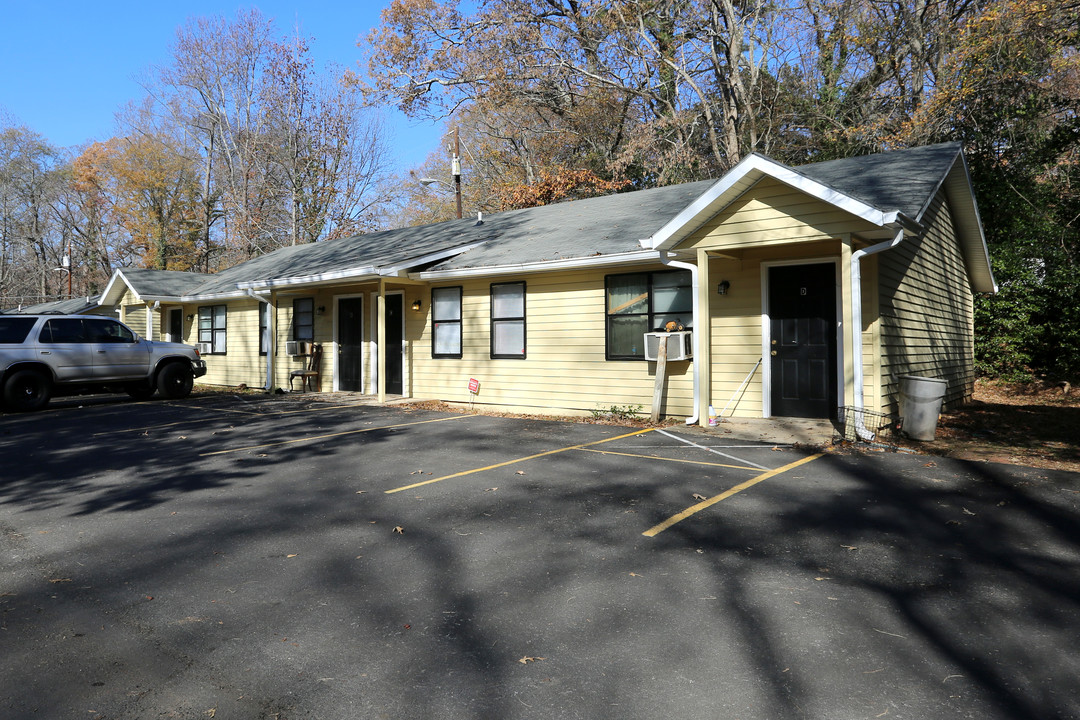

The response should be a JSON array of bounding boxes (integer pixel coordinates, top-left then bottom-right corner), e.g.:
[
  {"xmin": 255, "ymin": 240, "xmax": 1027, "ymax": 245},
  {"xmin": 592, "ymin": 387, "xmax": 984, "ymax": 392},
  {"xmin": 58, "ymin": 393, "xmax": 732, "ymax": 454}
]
[
  {"xmin": 692, "ymin": 493, "xmax": 708, "ymax": 501},
  {"xmin": 393, "ymin": 526, "xmax": 404, "ymax": 534},
  {"xmin": 519, "ymin": 656, "xmax": 545, "ymax": 664}
]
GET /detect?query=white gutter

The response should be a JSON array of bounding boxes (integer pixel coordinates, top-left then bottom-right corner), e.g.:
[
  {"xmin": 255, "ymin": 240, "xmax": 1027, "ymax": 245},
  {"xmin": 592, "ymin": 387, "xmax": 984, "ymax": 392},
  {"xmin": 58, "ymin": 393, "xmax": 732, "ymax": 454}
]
[
  {"xmin": 660, "ymin": 253, "xmax": 701, "ymax": 425},
  {"xmin": 851, "ymin": 228, "xmax": 905, "ymax": 439},
  {"xmin": 416, "ymin": 250, "xmax": 662, "ymax": 280},
  {"xmin": 245, "ymin": 289, "xmax": 274, "ymax": 391},
  {"xmin": 237, "ymin": 268, "xmax": 378, "ymax": 291}
]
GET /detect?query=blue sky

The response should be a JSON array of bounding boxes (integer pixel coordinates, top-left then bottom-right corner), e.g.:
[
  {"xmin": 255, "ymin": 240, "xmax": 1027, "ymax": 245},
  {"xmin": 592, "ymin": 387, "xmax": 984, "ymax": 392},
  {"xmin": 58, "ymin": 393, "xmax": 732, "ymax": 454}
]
[{"xmin": 0, "ymin": 1, "xmax": 442, "ymax": 171}]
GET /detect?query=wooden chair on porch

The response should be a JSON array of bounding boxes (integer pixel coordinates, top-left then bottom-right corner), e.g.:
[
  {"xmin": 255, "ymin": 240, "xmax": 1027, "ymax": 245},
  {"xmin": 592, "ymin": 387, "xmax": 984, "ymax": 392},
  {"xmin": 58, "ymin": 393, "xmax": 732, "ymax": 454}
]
[{"xmin": 289, "ymin": 343, "xmax": 322, "ymax": 392}]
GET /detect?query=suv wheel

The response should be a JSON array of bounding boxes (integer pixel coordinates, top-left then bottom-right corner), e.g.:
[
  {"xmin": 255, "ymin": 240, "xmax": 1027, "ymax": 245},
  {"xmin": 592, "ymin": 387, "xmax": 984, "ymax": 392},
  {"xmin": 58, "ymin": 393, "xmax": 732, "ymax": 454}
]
[
  {"xmin": 157, "ymin": 363, "xmax": 194, "ymax": 399},
  {"xmin": 3, "ymin": 370, "xmax": 52, "ymax": 412}
]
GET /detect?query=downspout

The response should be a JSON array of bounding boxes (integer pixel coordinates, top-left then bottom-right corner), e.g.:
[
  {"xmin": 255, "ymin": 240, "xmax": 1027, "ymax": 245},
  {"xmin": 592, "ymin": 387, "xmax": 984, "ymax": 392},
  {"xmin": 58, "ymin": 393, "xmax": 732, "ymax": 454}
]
[
  {"xmin": 146, "ymin": 301, "xmax": 160, "ymax": 340},
  {"xmin": 661, "ymin": 253, "xmax": 701, "ymax": 425},
  {"xmin": 851, "ymin": 228, "xmax": 905, "ymax": 439},
  {"xmin": 246, "ymin": 289, "xmax": 273, "ymax": 391}
]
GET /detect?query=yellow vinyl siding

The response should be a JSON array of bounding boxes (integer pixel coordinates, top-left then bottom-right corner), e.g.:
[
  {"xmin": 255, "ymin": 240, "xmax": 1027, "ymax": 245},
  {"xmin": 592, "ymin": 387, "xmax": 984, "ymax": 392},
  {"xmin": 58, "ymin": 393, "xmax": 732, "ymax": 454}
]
[
  {"xmin": 862, "ymin": 253, "xmax": 883, "ymax": 413},
  {"xmin": 272, "ymin": 290, "xmax": 337, "ymax": 391},
  {"xmin": 702, "ymin": 243, "xmax": 845, "ymax": 418},
  {"xmin": 413, "ymin": 267, "xmax": 694, "ymax": 417},
  {"xmin": 705, "ymin": 256, "xmax": 765, "ymax": 417},
  {"xmin": 193, "ymin": 298, "xmax": 266, "ymax": 387},
  {"xmin": 685, "ymin": 179, "xmax": 879, "ymax": 252},
  {"xmin": 120, "ymin": 293, "xmax": 147, "ymax": 337},
  {"xmin": 877, "ymin": 192, "xmax": 974, "ymax": 411}
]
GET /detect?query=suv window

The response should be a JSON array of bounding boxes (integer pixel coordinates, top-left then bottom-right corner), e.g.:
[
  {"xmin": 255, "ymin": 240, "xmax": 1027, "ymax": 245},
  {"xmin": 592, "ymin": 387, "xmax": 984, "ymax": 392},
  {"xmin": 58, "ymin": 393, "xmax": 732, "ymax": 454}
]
[
  {"xmin": 0, "ymin": 317, "xmax": 37, "ymax": 344},
  {"xmin": 85, "ymin": 318, "xmax": 135, "ymax": 343},
  {"xmin": 39, "ymin": 318, "xmax": 87, "ymax": 343}
]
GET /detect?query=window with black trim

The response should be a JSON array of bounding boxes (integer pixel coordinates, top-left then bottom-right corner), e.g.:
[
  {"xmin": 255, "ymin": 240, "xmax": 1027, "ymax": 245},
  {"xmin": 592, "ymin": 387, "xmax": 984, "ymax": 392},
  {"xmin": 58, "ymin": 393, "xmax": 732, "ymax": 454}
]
[
  {"xmin": 431, "ymin": 286, "xmax": 462, "ymax": 358},
  {"xmin": 605, "ymin": 270, "xmax": 692, "ymax": 359},
  {"xmin": 292, "ymin": 298, "xmax": 314, "ymax": 342},
  {"xmin": 198, "ymin": 305, "xmax": 227, "ymax": 354},
  {"xmin": 490, "ymin": 282, "xmax": 525, "ymax": 358}
]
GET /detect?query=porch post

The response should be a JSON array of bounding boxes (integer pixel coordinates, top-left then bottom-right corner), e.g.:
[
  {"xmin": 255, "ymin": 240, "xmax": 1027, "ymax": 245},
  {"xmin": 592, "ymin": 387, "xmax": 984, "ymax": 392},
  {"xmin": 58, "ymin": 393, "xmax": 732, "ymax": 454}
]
[
  {"xmin": 267, "ymin": 291, "xmax": 276, "ymax": 392},
  {"xmin": 696, "ymin": 248, "xmax": 712, "ymax": 427},
  {"xmin": 377, "ymin": 279, "xmax": 386, "ymax": 403},
  {"xmin": 840, "ymin": 235, "xmax": 855, "ymax": 408}
]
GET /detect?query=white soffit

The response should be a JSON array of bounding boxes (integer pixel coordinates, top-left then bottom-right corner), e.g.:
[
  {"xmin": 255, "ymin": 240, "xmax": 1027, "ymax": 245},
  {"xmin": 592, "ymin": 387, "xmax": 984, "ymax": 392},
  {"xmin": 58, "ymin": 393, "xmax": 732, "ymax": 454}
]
[{"xmin": 944, "ymin": 157, "xmax": 997, "ymax": 294}]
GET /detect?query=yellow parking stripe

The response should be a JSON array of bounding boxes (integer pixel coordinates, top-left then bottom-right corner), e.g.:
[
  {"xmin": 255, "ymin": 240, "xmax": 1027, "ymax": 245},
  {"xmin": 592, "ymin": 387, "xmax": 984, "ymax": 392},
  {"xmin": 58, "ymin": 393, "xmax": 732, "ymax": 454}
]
[
  {"xmin": 385, "ymin": 428, "xmax": 656, "ymax": 494},
  {"xmin": 199, "ymin": 414, "xmax": 471, "ymax": 456},
  {"xmin": 576, "ymin": 447, "xmax": 760, "ymax": 472},
  {"xmin": 642, "ymin": 453, "xmax": 824, "ymax": 537}
]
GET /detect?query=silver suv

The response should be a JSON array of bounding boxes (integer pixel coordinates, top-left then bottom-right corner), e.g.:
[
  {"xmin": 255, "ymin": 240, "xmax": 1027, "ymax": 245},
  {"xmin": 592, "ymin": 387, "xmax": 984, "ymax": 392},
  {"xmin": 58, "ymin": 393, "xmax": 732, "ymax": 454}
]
[{"xmin": 0, "ymin": 313, "xmax": 207, "ymax": 412}]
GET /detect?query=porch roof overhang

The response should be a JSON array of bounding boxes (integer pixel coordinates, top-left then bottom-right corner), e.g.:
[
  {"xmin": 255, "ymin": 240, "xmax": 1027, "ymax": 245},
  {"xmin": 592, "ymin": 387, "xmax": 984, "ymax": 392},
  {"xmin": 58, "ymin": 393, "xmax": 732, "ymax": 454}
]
[
  {"xmin": 233, "ymin": 242, "xmax": 487, "ymax": 292},
  {"xmin": 414, "ymin": 249, "xmax": 664, "ymax": 280}
]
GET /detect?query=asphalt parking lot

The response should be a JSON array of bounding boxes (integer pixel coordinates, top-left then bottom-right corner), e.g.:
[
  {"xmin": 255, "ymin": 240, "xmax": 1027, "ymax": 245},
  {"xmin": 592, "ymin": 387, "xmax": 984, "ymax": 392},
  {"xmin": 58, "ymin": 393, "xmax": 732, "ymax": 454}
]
[{"xmin": 2, "ymin": 393, "xmax": 1079, "ymax": 719}]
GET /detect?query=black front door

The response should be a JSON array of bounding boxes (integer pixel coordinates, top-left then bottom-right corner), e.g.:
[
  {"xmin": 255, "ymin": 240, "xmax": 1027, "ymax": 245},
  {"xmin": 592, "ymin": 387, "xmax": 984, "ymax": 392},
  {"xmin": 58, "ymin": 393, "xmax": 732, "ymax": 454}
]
[
  {"xmin": 384, "ymin": 294, "xmax": 403, "ymax": 395},
  {"xmin": 769, "ymin": 263, "xmax": 837, "ymax": 418},
  {"xmin": 338, "ymin": 297, "xmax": 363, "ymax": 392},
  {"xmin": 169, "ymin": 308, "xmax": 183, "ymax": 342}
]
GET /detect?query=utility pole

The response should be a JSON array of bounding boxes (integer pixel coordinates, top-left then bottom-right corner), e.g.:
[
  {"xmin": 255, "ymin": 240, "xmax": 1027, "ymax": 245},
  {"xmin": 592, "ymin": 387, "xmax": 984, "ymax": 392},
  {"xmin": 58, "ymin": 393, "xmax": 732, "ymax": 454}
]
[{"xmin": 453, "ymin": 127, "xmax": 462, "ymax": 220}]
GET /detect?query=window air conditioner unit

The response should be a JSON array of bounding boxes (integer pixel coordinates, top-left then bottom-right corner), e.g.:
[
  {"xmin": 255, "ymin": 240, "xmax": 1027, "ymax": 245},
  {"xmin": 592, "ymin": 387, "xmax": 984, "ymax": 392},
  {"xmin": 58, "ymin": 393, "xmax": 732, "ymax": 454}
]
[
  {"xmin": 194, "ymin": 342, "xmax": 213, "ymax": 355},
  {"xmin": 285, "ymin": 340, "xmax": 301, "ymax": 356},
  {"xmin": 644, "ymin": 331, "xmax": 693, "ymax": 361}
]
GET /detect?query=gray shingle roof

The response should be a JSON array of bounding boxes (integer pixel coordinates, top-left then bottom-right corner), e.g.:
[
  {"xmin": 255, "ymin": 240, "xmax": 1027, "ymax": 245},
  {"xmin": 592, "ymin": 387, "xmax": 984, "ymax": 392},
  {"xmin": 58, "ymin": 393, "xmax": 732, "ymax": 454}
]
[
  {"xmin": 190, "ymin": 220, "xmax": 491, "ymax": 294},
  {"xmin": 428, "ymin": 180, "xmax": 716, "ymax": 271},
  {"xmin": 108, "ymin": 143, "xmax": 972, "ymax": 298},
  {"xmin": 794, "ymin": 142, "xmax": 961, "ymax": 222},
  {"xmin": 4, "ymin": 295, "xmax": 103, "ymax": 315},
  {"xmin": 118, "ymin": 268, "xmax": 214, "ymax": 297}
]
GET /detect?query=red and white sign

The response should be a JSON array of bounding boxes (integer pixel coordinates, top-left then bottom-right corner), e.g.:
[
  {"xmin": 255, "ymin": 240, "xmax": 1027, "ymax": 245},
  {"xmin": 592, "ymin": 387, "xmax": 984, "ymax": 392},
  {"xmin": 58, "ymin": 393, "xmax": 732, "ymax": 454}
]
[{"xmin": 468, "ymin": 378, "xmax": 480, "ymax": 394}]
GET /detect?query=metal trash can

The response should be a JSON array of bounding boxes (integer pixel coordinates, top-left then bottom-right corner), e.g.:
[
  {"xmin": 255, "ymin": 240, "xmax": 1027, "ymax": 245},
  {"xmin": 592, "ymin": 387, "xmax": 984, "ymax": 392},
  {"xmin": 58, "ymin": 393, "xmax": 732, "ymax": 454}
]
[{"xmin": 898, "ymin": 375, "xmax": 947, "ymax": 440}]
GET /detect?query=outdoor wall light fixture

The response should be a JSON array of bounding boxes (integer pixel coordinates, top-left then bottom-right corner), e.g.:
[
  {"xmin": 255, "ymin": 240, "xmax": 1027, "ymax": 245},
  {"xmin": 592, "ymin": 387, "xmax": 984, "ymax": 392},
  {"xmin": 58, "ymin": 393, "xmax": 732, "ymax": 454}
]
[
  {"xmin": 316, "ymin": 305, "xmax": 326, "ymax": 316},
  {"xmin": 186, "ymin": 314, "xmax": 194, "ymax": 321},
  {"xmin": 717, "ymin": 280, "xmax": 731, "ymax": 295},
  {"xmin": 412, "ymin": 299, "xmax": 422, "ymax": 312}
]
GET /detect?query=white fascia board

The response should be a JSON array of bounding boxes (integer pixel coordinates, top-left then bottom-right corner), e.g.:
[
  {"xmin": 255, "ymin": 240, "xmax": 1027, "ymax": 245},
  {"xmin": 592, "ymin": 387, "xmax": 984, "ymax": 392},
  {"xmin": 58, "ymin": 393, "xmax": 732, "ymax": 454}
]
[
  {"xmin": 236, "ymin": 266, "xmax": 379, "ymax": 291},
  {"xmin": 414, "ymin": 250, "xmax": 663, "ymax": 280},
  {"xmin": 647, "ymin": 154, "xmax": 897, "ymax": 251},
  {"xmin": 99, "ymin": 269, "xmax": 136, "ymax": 306},
  {"xmin": 945, "ymin": 155, "xmax": 997, "ymax": 293},
  {"xmin": 378, "ymin": 242, "xmax": 488, "ymax": 277},
  {"xmin": 136, "ymin": 295, "xmax": 186, "ymax": 303},
  {"xmin": 177, "ymin": 290, "xmax": 251, "ymax": 303}
]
